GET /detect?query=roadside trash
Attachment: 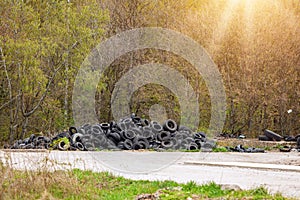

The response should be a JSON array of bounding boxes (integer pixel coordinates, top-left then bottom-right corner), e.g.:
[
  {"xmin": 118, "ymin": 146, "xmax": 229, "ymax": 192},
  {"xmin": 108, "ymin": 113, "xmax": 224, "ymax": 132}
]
[
  {"xmin": 8, "ymin": 114, "xmax": 215, "ymax": 152},
  {"xmin": 283, "ymin": 136, "xmax": 297, "ymax": 142},
  {"xmin": 218, "ymin": 132, "xmax": 246, "ymax": 139},
  {"xmin": 279, "ymin": 145, "xmax": 292, "ymax": 152},
  {"xmin": 226, "ymin": 145, "xmax": 265, "ymax": 153},
  {"xmin": 238, "ymin": 134, "xmax": 246, "ymax": 139},
  {"xmin": 258, "ymin": 129, "xmax": 283, "ymax": 141}
]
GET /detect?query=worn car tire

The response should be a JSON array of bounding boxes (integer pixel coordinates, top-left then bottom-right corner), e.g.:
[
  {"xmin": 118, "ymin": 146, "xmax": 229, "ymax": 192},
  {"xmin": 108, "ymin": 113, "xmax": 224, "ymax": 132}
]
[
  {"xmin": 72, "ymin": 133, "xmax": 83, "ymax": 144},
  {"xmin": 75, "ymin": 142, "xmax": 85, "ymax": 151},
  {"xmin": 156, "ymin": 131, "xmax": 170, "ymax": 141},
  {"xmin": 107, "ymin": 132, "xmax": 121, "ymax": 144},
  {"xmin": 122, "ymin": 130, "xmax": 136, "ymax": 140},
  {"xmin": 58, "ymin": 140, "xmax": 70, "ymax": 151},
  {"xmin": 258, "ymin": 135, "xmax": 271, "ymax": 141},
  {"xmin": 187, "ymin": 142, "xmax": 198, "ymax": 151},
  {"xmin": 123, "ymin": 139, "xmax": 133, "ymax": 150},
  {"xmin": 264, "ymin": 129, "xmax": 283, "ymax": 141},
  {"xmin": 151, "ymin": 121, "xmax": 163, "ymax": 133},
  {"xmin": 163, "ymin": 119, "xmax": 177, "ymax": 133},
  {"xmin": 69, "ymin": 126, "xmax": 77, "ymax": 135},
  {"xmin": 100, "ymin": 123, "xmax": 110, "ymax": 131}
]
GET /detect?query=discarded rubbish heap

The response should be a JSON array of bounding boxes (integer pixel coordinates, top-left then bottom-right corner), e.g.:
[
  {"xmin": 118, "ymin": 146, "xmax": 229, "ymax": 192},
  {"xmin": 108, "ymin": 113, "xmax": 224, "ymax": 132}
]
[{"xmin": 9, "ymin": 114, "xmax": 216, "ymax": 151}]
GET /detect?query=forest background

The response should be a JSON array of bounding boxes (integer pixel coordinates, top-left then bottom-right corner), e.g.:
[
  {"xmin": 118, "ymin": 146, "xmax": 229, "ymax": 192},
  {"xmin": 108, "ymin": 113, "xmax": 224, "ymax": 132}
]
[{"xmin": 0, "ymin": 0, "xmax": 299, "ymax": 143}]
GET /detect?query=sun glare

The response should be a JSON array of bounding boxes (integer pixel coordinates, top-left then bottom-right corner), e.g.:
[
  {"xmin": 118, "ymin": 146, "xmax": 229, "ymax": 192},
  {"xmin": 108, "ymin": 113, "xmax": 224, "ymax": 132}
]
[
  {"xmin": 208, "ymin": 0, "xmax": 265, "ymax": 54},
  {"xmin": 231, "ymin": 0, "xmax": 255, "ymax": 5}
]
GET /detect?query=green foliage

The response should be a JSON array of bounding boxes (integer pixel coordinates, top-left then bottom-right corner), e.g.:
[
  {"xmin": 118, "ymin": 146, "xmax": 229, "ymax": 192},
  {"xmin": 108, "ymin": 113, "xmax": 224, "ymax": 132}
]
[
  {"xmin": 0, "ymin": 165, "xmax": 292, "ymax": 200},
  {"xmin": 1, "ymin": 0, "xmax": 300, "ymax": 142},
  {"xmin": 0, "ymin": 0, "xmax": 109, "ymax": 140},
  {"xmin": 212, "ymin": 146, "xmax": 228, "ymax": 152},
  {"xmin": 49, "ymin": 137, "xmax": 70, "ymax": 149}
]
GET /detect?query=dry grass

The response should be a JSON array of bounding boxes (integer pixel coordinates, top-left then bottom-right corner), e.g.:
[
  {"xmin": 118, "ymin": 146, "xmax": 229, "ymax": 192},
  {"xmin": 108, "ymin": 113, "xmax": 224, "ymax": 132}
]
[
  {"xmin": 216, "ymin": 138, "xmax": 297, "ymax": 151},
  {"xmin": 0, "ymin": 153, "xmax": 294, "ymax": 200}
]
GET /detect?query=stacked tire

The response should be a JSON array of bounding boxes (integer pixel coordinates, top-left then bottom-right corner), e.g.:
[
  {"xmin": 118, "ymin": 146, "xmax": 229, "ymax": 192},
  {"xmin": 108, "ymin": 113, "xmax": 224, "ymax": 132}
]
[{"xmin": 9, "ymin": 115, "xmax": 216, "ymax": 151}]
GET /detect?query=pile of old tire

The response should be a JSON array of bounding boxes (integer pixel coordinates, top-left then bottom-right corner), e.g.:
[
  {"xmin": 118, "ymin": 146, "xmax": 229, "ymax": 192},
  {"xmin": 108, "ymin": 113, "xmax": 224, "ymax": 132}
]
[
  {"xmin": 9, "ymin": 134, "xmax": 51, "ymax": 149},
  {"xmin": 71, "ymin": 115, "xmax": 213, "ymax": 151},
  {"xmin": 9, "ymin": 114, "xmax": 215, "ymax": 151}
]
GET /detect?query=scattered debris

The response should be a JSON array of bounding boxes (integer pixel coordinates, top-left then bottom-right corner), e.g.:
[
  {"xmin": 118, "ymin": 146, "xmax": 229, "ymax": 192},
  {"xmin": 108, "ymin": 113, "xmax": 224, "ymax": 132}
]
[
  {"xmin": 279, "ymin": 145, "xmax": 292, "ymax": 152},
  {"xmin": 226, "ymin": 144, "xmax": 265, "ymax": 153},
  {"xmin": 263, "ymin": 129, "xmax": 283, "ymax": 141}
]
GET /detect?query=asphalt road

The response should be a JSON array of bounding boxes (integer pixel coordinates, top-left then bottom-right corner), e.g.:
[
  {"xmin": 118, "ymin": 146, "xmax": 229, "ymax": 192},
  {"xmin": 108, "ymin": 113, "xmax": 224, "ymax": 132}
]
[{"xmin": 1, "ymin": 150, "xmax": 299, "ymax": 198}]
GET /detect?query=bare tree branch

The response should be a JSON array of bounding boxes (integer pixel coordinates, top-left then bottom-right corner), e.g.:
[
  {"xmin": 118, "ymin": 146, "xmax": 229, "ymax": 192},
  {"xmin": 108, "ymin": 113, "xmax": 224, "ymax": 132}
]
[{"xmin": 21, "ymin": 66, "xmax": 62, "ymax": 117}]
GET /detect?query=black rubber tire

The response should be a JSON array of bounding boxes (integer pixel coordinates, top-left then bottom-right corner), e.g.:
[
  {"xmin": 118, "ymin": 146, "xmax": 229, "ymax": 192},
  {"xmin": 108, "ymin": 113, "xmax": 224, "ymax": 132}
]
[
  {"xmin": 58, "ymin": 140, "xmax": 70, "ymax": 151},
  {"xmin": 69, "ymin": 126, "xmax": 77, "ymax": 135},
  {"xmin": 72, "ymin": 133, "xmax": 83, "ymax": 144},
  {"xmin": 25, "ymin": 143, "xmax": 35, "ymax": 149},
  {"xmin": 279, "ymin": 146, "xmax": 291, "ymax": 152},
  {"xmin": 156, "ymin": 131, "xmax": 171, "ymax": 141},
  {"xmin": 185, "ymin": 137, "xmax": 194, "ymax": 143},
  {"xmin": 84, "ymin": 142, "xmax": 94, "ymax": 151},
  {"xmin": 122, "ymin": 130, "xmax": 136, "ymax": 140},
  {"xmin": 187, "ymin": 142, "xmax": 198, "ymax": 151},
  {"xmin": 106, "ymin": 140, "xmax": 118, "ymax": 150},
  {"xmin": 110, "ymin": 121, "xmax": 117, "ymax": 129},
  {"xmin": 123, "ymin": 139, "xmax": 133, "ymax": 150},
  {"xmin": 132, "ymin": 141, "xmax": 142, "ymax": 150},
  {"xmin": 92, "ymin": 125, "xmax": 102, "ymax": 134},
  {"xmin": 96, "ymin": 134, "xmax": 108, "ymax": 144},
  {"xmin": 107, "ymin": 131, "xmax": 121, "ymax": 144},
  {"xmin": 194, "ymin": 139, "xmax": 202, "ymax": 148},
  {"xmin": 163, "ymin": 119, "xmax": 177, "ymax": 133},
  {"xmin": 131, "ymin": 127, "xmax": 142, "ymax": 137},
  {"xmin": 142, "ymin": 129, "xmax": 154, "ymax": 140},
  {"xmin": 264, "ymin": 129, "xmax": 283, "ymax": 141},
  {"xmin": 118, "ymin": 122, "xmax": 127, "ymax": 131},
  {"xmin": 75, "ymin": 142, "xmax": 85, "ymax": 151},
  {"xmin": 43, "ymin": 137, "xmax": 51, "ymax": 143},
  {"xmin": 23, "ymin": 138, "xmax": 30, "ymax": 145},
  {"xmin": 258, "ymin": 135, "xmax": 271, "ymax": 141},
  {"xmin": 134, "ymin": 137, "xmax": 150, "ymax": 149},
  {"xmin": 151, "ymin": 121, "xmax": 163, "ymax": 133},
  {"xmin": 29, "ymin": 134, "xmax": 36, "ymax": 143},
  {"xmin": 81, "ymin": 134, "xmax": 92, "ymax": 143},
  {"xmin": 77, "ymin": 128, "xmax": 86, "ymax": 135},
  {"xmin": 284, "ymin": 136, "xmax": 296, "ymax": 142},
  {"xmin": 194, "ymin": 132, "xmax": 206, "ymax": 139},
  {"xmin": 92, "ymin": 137, "xmax": 105, "ymax": 149},
  {"xmin": 178, "ymin": 139, "xmax": 189, "ymax": 149},
  {"xmin": 141, "ymin": 119, "xmax": 150, "ymax": 127},
  {"xmin": 127, "ymin": 122, "xmax": 137, "ymax": 129},
  {"xmin": 132, "ymin": 117, "xmax": 141, "ymax": 124},
  {"xmin": 143, "ymin": 126, "xmax": 152, "ymax": 132},
  {"xmin": 83, "ymin": 124, "xmax": 92, "ymax": 132},
  {"xmin": 117, "ymin": 141, "xmax": 124, "ymax": 149},
  {"xmin": 100, "ymin": 123, "xmax": 110, "ymax": 131},
  {"xmin": 161, "ymin": 139, "xmax": 174, "ymax": 149}
]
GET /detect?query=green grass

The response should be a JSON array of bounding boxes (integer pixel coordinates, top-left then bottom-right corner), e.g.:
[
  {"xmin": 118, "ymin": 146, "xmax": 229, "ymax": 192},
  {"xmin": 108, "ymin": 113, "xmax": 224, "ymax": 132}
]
[
  {"xmin": 212, "ymin": 146, "xmax": 228, "ymax": 152},
  {"xmin": 0, "ymin": 162, "xmax": 294, "ymax": 200}
]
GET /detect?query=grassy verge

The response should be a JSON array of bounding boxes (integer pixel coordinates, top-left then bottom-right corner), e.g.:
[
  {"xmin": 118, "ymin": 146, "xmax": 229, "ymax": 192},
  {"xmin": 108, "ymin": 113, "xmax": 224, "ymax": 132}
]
[{"xmin": 0, "ymin": 162, "xmax": 292, "ymax": 200}]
